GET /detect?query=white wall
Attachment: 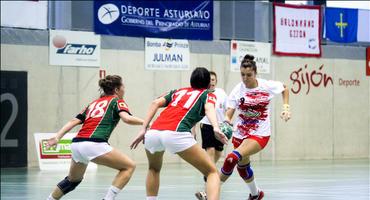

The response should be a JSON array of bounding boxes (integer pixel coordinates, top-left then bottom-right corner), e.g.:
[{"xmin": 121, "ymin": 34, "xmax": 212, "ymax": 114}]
[{"xmin": 1, "ymin": 44, "xmax": 369, "ymax": 167}]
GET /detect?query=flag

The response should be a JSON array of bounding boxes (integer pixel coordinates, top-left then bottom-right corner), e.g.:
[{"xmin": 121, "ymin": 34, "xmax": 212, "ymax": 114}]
[{"xmin": 325, "ymin": 7, "xmax": 358, "ymax": 43}]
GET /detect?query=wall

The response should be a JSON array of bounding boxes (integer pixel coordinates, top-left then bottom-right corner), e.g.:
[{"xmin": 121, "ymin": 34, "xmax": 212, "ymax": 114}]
[
  {"xmin": 274, "ymin": 57, "xmax": 369, "ymax": 160},
  {"xmin": 1, "ymin": 32, "xmax": 369, "ymax": 167}
]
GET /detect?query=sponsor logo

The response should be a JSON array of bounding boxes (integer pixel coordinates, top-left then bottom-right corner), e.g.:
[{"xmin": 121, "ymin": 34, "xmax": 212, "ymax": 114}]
[
  {"xmin": 244, "ymin": 111, "xmax": 261, "ymax": 118},
  {"xmin": 308, "ymin": 38, "xmax": 317, "ymax": 49},
  {"xmin": 232, "ymin": 56, "xmax": 237, "ymax": 64},
  {"xmin": 163, "ymin": 39, "xmax": 173, "ymax": 51},
  {"xmin": 232, "ymin": 42, "xmax": 237, "ymax": 50},
  {"xmin": 119, "ymin": 102, "xmax": 128, "ymax": 108},
  {"xmin": 98, "ymin": 3, "xmax": 120, "ymax": 24},
  {"xmin": 39, "ymin": 139, "xmax": 72, "ymax": 159},
  {"xmin": 52, "ymin": 35, "xmax": 67, "ymax": 48},
  {"xmin": 53, "ymin": 35, "xmax": 97, "ymax": 55}
]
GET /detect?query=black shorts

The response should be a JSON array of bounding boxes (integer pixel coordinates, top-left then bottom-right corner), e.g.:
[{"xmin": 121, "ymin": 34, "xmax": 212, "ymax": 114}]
[{"xmin": 200, "ymin": 123, "xmax": 224, "ymax": 151}]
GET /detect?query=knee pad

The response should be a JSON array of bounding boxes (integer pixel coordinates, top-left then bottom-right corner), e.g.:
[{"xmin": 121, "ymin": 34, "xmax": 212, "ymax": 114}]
[
  {"xmin": 237, "ymin": 162, "xmax": 254, "ymax": 180},
  {"xmin": 221, "ymin": 150, "xmax": 242, "ymax": 176},
  {"xmin": 57, "ymin": 176, "xmax": 82, "ymax": 194}
]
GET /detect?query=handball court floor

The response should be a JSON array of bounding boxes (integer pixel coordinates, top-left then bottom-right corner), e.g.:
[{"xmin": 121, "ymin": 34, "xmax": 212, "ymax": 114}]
[{"xmin": 1, "ymin": 159, "xmax": 369, "ymax": 200}]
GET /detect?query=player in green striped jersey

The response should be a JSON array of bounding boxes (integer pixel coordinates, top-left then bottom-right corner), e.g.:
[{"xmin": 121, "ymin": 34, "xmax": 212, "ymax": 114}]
[
  {"xmin": 46, "ymin": 75, "xmax": 144, "ymax": 200},
  {"xmin": 130, "ymin": 68, "xmax": 228, "ymax": 200}
]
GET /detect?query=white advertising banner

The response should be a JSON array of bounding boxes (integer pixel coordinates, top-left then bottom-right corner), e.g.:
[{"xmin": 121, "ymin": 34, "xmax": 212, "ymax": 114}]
[
  {"xmin": 34, "ymin": 133, "xmax": 97, "ymax": 171},
  {"xmin": 145, "ymin": 38, "xmax": 190, "ymax": 70},
  {"xmin": 49, "ymin": 30, "xmax": 101, "ymax": 67},
  {"xmin": 273, "ymin": 3, "xmax": 322, "ymax": 57},
  {"xmin": 1, "ymin": 1, "xmax": 48, "ymax": 29},
  {"xmin": 230, "ymin": 40, "xmax": 271, "ymax": 73}
]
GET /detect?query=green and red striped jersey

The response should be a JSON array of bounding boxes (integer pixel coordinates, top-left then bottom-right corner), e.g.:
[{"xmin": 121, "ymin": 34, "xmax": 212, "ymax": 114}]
[
  {"xmin": 73, "ymin": 95, "xmax": 131, "ymax": 142},
  {"xmin": 151, "ymin": 87, "xmax": 216, "ymax": 132}
]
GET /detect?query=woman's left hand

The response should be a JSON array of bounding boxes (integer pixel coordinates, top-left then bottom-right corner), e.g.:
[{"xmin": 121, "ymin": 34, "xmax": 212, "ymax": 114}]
[{"xmin": 280, "ymin": 104, "xmax": 291, "ymax": 122}]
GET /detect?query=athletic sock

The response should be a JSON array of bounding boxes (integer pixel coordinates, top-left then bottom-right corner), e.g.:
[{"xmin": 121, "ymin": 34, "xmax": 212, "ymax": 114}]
[
  {"xmin": 146, "ymin": 196, "xmax": 157, "ymax": 200},
  {"xmin": 246, "ymin": 179, "xmax": 258, "ymax": 196},
  {"xmin": 47, "ymin": 194, "xmax": 56, "ymax": 200},
  {"xmin": 103, "ymin": 185, "xmax": 121, "ymax": 200}
]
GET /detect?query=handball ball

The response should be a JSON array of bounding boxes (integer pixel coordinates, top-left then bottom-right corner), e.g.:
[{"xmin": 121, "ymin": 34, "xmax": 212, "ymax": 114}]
[{"xmin": 220, "ymin": 122, "xmax": 233, "ymax": 139}]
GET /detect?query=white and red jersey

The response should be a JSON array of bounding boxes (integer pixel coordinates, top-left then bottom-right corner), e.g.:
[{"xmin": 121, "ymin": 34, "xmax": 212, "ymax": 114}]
[
  {"xmin": 200, "ymin": 88, "xmax": 228, "ymax": 125},
  {"xmin": 74, "ymin": 95, "xmax": 131, "ymax": 142},
  {"xmin": 151, "ymin": 87, "xmax": 216, "ymax": 132},
  {"xmin": 228, "ymin": 78, "xmax": 284, "ymax": 138}
]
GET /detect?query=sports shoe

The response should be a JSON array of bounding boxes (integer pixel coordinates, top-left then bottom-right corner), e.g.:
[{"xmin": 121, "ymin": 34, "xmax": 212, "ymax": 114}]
[
  {"xmin": 248, "ymin": 190, "xmax": 264, "ymax": 200},
  {"xmin": 195, "ymin": 191, "xmax": 207, "ymax": 200}
]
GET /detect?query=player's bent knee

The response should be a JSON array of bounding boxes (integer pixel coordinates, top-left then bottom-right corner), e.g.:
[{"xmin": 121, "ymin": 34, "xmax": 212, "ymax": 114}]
[
  {"xmin": 128, "ymin": 164, "xmax": 136, "ymax": 176},
  {"xmin": 119, "ymin": 159, "xmax": 136, "ymax": 172},
  {"xmin": 57, "ymin": 176, "xmax": 82, "ymax": 195},
  {"xmin": 221, "ymin": 150, "xmax": 242, "ymax": 176},
  {"xmin": 237, "ymin": 162, "xmax": 254, "ymax": 180},
  {"xmin": 204, "ymin": 163, "xmax": 217, "ymax": 177},
  {"xmin": 148, "ymin": 165, "xmax": 161, "ymax": 173},
  {"xmin": 127, "ymin": 162, "xmax": 136, "ymax": 171}
]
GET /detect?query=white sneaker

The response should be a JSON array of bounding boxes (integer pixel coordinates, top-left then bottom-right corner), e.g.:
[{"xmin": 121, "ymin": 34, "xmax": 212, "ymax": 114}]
[{"xmin": 195, "ymin": 191, "xmax": 207, "ymax": 200}]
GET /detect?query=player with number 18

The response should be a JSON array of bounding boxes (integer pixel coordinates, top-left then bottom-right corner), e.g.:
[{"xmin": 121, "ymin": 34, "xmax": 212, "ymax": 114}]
[{"xmin": 46, "ymin": 75, "xmax": 144, "ymax": 200}]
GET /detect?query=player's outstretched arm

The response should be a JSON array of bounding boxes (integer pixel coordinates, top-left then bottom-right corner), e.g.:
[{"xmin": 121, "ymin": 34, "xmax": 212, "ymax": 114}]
[
  {"xmin": 205, "ymin": 103, "xmax": 228, "ymax": 145},
  {"xmin": 280, "ymin": 84, "xmax": 291, "ymax": 122},
  {"xmin": 46, "ymin": 118, "xmax": 82, "ymax": 148},
  {"xmin": 130, "ymin": 97, "xmax": 167, "ymax": 149},
  {"xmin": 119, "ymin": 112, "xmax": 144, "ymax": 125},
  {"xmin": 224, "ymin": 108, "xmax": 235, "ymax": 125}
]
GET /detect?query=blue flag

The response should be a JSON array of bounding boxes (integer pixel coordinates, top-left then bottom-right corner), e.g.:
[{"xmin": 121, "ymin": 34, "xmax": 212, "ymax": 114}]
[{"xmin": 325, "ymin": 7, "xmax": 358, "ymax": 43}]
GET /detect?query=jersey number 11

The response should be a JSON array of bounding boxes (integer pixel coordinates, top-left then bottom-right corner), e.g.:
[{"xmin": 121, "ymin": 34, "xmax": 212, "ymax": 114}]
[{"xmin": 171, "ymin": 89, "xmax": 200, "ymax": 109}]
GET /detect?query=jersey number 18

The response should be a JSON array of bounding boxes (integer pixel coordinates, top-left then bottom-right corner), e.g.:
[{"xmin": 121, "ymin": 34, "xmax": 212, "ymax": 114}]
[{"xmin": 86, "ymin": 100, "xmax": 108, "ymax": 119}]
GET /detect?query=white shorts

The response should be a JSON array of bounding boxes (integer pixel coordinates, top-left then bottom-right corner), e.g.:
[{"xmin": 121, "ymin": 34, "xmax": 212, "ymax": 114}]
[
  {"xmin": 71, "ymin": 141, "xmax": 113, "ymax": 164},
  {"xmin": 144, "ymin": 130, "xmax": 197, "ymax": 154}
]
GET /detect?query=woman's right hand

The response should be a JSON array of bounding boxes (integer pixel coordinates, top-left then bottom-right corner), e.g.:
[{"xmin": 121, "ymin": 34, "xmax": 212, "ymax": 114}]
[
  {"xmin": 213, "ymin": 128, "xmax": 228, "ymax": 145},
  {"xmin": 130, "ymin": 129, "xmax": 147, "ymax": 149},
  {"xmin": 46, "ymin": 137, "xmax": 59, "ymax": 149}
]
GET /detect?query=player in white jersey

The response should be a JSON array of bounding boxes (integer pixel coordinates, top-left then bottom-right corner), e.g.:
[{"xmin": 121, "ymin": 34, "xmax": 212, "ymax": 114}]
[
  {"xmin": 219, "ymin": 54, "xmax": 291, "ymax": 200},
  {"xmin": 195, "ymin": 71, "xmax": 228, "ymax": 200}
]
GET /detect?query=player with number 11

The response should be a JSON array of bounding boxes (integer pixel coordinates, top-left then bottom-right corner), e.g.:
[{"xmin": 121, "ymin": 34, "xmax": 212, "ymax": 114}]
[{"xmin": 130, "ymin": 67, "xmax": 228, "ymax": 200}]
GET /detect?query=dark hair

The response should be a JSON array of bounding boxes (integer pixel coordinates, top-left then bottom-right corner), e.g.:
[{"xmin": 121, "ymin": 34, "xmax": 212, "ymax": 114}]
[
  {"xmin": 240, "ymin": 54, "xmax": 257, "ymax": 73},
  {"xmin": 209, "ymin": 71, "xmax": 217, "ymax": 79},
  {"xmin": 190, "ymin": 67, "xmax": 210, "ymax": 89},
  {"xmin": 98, "ymin": 75, "xmax": 122, "ymax": 95}
]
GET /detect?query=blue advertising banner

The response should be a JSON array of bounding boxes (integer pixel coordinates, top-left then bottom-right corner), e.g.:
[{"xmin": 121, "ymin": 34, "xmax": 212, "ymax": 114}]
[{"xmin": 94, "ymin": 0, "xmax": 213, "ymax": 40}]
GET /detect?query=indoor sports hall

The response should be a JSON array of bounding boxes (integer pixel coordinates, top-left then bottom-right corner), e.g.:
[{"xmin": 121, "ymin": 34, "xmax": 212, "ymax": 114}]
[{"xmin": 1, "ymin": 1, "xmax": 369, "ymax": 200}]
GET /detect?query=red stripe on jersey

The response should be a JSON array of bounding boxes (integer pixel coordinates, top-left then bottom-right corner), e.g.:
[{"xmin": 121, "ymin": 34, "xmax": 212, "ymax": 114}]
[
  {"xmin": 76, "ymin": 96, "xmax": 114, "ymax": 138},
  {"xmin": 207, "ymin": 93, "xmax": 217, "ymax": 105},
  {"xmin": 151, "ymin": 88, "xmax": 206, "ymax": 131},
  {"xmin": 174, "ymin": 89, "xmax": 204, "ymax": 131}
]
